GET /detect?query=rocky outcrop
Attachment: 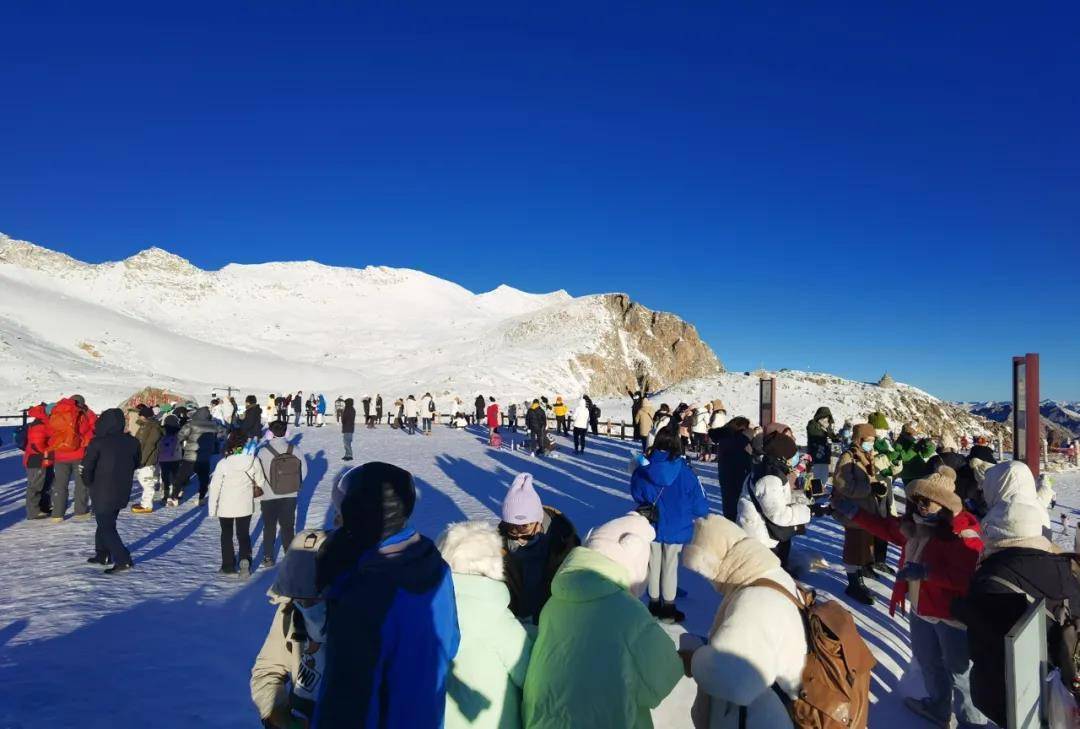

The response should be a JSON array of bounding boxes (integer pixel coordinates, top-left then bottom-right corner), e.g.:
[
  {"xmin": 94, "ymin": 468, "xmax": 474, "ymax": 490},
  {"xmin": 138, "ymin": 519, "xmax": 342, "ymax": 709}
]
[{"xmin": 568, "ymin": 294, "xmax": 722, "ymax": 397}]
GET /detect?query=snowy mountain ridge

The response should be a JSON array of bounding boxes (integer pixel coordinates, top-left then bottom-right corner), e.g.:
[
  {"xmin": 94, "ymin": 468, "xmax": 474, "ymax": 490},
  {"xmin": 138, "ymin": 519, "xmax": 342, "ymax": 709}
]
[{"xmin": 0, "ymin": 232, "xmax": 720, "ymax": 412}]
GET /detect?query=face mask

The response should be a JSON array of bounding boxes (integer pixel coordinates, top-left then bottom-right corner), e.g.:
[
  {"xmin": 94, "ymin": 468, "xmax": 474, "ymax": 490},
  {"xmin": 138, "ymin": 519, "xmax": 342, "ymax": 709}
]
[
  {"xmin": 294, "ymin": 601, "xmax": 327, "ymax": 643},
  {"xmin": 913, "ymin": 511, "xmax": 941, "ymax": 525},
  {"xmin": 861, "ymin": 441, "xmax": 874, "ymax": 453},
  {"xmin": 789, "ymin": 453, "xmax": 801, "ymax": 468}
]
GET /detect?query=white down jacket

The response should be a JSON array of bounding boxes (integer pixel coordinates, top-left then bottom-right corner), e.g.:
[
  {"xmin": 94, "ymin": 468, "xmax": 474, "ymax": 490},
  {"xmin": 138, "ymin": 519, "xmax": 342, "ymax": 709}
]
[{"xmin": 736, "ymin": 474, "xmax": 812, "ymax": 549}]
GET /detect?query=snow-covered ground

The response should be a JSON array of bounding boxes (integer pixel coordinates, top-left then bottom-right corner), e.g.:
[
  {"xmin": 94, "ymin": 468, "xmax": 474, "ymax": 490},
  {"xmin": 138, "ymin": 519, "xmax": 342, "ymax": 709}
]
[{"xmin": 0, "ymin": 423, "xmax": 1076, "ymax": 728}]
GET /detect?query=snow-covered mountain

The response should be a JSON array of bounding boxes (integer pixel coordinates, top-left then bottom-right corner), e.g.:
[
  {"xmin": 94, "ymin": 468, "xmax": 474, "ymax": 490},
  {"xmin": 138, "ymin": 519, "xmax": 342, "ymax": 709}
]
[
  {"xmin": 0, "ymin": 232, "xmax": 721, "ymax": 412},
  {"xmin": 607, "ymin": 370, "xmax": 1011, "ymax": 445},
  {"xmin": 961, "ymin": 400, "xmax": 1080, "ymax": 440}
]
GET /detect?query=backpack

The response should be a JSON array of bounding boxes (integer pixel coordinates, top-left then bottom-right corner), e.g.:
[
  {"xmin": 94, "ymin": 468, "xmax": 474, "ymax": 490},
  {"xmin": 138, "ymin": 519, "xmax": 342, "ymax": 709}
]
[
  {"xmin": 982, "ymin": 556, "xmax": 1080, "ymax": 696},
  {"xmin": 264, "ymin": 443, "xmax": 303, "ymax": 495},
  {"xmin": 158, "ymin": 434, "xmax": 181, "ymax": 462},
  {"xmin": 48, "ymin": 406, "xmax": 82, "ymax": 453},
  {"xmin": 739, "ymin": 579, "xmax": 875, "ymax": 729},
  {"xmin": 428, "ymin": 398, "xmax": 436, "ymax": 413}
]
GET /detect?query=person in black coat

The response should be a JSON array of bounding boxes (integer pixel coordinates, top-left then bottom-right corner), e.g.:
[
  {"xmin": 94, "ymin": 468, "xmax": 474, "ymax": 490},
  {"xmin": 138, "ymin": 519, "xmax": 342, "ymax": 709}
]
[
  {"xmin": 968, "ymin": 437, "xmax": 997, "ymax": 465},
  {"xmin": 525, "ymin": 400, "xmax": 548, "ymax": 457},
  {"xmin": 82, "ymin": 408, "xmax": 140, "ymax": 573},
  {"xmin": 474, "ymin": 395, "xmax": 485, "ymax": 424},
  {"xmin": 709, "ymin": 417, "xmax": 753, "ymax": 522},
  {"xmin": 341, "ymin": 398, "xmax": 357, "ymax": 461},
  {"xmin": 375, "ymin": 394, "xmax": 383, "ymax": 426},
  {"xmin": 238, "ymin": 395, "xmax": 262, "ymax": 441},
  {"xmin": 953, "ymin": 547, "xmax": 1080, "ymax": 727}
]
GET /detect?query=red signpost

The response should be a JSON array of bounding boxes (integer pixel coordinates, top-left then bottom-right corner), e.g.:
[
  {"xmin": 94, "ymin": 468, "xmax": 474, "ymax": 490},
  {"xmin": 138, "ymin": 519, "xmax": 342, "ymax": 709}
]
[
  {"xmin": 759, "ymin": 377, "xmax": 776, "ymax": 430},
  {"xmin": 1012, "ymin": 353, "xmax": 1040, "ymax": 480}
]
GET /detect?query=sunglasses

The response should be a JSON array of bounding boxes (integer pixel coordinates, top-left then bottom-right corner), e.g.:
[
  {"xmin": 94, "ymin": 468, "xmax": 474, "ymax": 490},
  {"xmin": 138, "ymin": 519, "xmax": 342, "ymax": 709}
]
[{"xmin": 912, "ymin": 495, "xmax": 934, "ymax": 509}]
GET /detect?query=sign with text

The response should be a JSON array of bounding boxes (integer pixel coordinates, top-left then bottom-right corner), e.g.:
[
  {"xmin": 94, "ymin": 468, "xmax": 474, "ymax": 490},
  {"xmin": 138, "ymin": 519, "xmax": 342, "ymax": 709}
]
[
  {"xmin": 1005, "ymin": 597, "xmax": 1048, "ymax": 729},
  {"xmin": 759, "ymin": 377, "xmax": 776, "ymax": 430},
  {"xmin": 1013, "ymin": 353, "xmax": 1041, "ymax": 479}
]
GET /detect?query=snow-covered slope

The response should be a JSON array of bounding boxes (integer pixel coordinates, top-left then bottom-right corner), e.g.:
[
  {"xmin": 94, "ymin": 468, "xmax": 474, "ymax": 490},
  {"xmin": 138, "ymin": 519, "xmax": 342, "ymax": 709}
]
[
  {"xmin": 594, "ymin": 370, "xmax": 1011, "ymax": 445},
  {"xmin": 0, "ymin": 232, "xmax": 720, "ymax": 411}
]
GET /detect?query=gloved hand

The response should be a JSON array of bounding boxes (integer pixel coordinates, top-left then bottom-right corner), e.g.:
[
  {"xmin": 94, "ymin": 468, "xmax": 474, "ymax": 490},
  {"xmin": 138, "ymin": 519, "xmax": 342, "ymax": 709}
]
[
  {"xmin": 832, "ymin": 498, "xmax": 858, "ymax": 519},
  {"xmin": 871, "ymin": 481, "xmax": 890, "ymax": 497},
  {"xmin": 896, "ymin": 562, "xmax": 928, "ymax": 581}
]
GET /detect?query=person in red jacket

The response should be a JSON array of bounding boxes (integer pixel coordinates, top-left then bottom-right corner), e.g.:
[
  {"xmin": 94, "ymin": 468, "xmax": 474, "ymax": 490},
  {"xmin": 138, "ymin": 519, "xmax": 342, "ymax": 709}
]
[
  {"xmin": 48, "ymin": 394, "xmax": 98, "ymax": 522},
  {"xmin": 485, "ymin": 397, "xmax": 500, "ymax": 444},
  {"xmin": 834, "ymin": 465, "xmax": 987, "ymax": 728},
  {"xmin": 23, "ymin": 403, "xmax": 53, "ymax": 520}
]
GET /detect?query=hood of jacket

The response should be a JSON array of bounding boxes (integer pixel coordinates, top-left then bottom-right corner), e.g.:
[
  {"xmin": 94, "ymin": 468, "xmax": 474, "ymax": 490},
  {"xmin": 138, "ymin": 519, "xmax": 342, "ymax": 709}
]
[
  {"xmin": 549, "ymin": 546, "xmax": 631, "ymax": 603},
  {"xmin": 436, "ymin": 520, "xmax": 505, "ymax": 582},
  {"xmin": 812, "ymin": 406, "xmax": 834, "ymax": 421},
  {"xmin": 28, "ymin": 404, "xmax": 48, "ymax": 421},
  {"xmin": 95, "ymin": 408, "xmax": 126, "ymax": 436},
  {"xmin": 191, "ymin": 406, "xmax": 212, "ymax": 423},
  {"xmin": 982, "ymin": 461, "xmax": 1040, "ymax": 509},
  {"xmin": 638, "ymin": 451, "xmax": 684, "ymax": 488},
  {"xmin": 683, "ymin": 514, "xmax": 781, "ymax": 596}
]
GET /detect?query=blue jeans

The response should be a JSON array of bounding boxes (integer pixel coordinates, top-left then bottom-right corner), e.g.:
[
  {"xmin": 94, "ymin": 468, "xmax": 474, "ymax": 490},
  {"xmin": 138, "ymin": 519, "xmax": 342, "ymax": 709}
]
[
  {"xmin": 910, "ymin": 615, "xmax": 987, "ymax": 727},
  {"xmin": 343, "ymin": 432, "xmax": 354, "ymax": 458}
]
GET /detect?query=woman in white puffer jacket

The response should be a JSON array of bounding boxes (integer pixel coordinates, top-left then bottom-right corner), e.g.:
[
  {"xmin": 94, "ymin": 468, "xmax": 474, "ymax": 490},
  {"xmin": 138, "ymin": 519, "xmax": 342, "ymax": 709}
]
[
  {"xmin": 682, "ymin": 514, "xmax": 807, "ymax": 729},
  {"xmin": 736, "ymin": 431, "xmax": 811, "ymax": 570},
  {"xmin": 208, "ymin": 432, "xmax": 265, "ymax": 575}
]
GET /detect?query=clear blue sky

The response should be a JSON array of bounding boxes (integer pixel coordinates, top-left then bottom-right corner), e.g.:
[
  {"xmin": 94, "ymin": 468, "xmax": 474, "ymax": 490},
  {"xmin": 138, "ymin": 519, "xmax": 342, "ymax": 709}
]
[{"xmin": 2, "ymin": 2, "xmax": 1077, "ymax": 401}]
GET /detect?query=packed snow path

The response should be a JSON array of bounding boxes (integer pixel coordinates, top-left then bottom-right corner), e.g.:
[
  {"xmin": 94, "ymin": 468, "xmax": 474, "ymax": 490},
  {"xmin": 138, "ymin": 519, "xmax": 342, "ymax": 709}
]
[{"xmin": 2, "ymin": 424, "xmax": 1078, "ymax": 728}]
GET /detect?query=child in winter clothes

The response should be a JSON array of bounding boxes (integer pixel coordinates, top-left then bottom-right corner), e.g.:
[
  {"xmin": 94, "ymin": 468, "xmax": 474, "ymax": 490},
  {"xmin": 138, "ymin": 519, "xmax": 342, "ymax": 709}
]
[
  {"xmin": 737, "ymin": 430, "xmax": 813, "ymax": 570},
  {"xmin": 630, "ymin": 428, "xmax": 709, "ymax": 622},
  {"xmin": 437, "ymin": 521, "xmax": 534, "ymax": 729},
  {"xmin": 251, "ymin": 530, "xmax": 330, "ymax": 729},
  {"xmin": 208, "ymin": 431, "xmax": 265, "ymax": 575},
  {"xmin": 499, "ymin": 473, "xmax": 580, "ymax": 624},
  {"xmin": 834, "ymin": 466, "xmax": 987, "ymax": 728},
  {"xmin": 682, "ymin": 514, "xmax": 809, "ymax": 729},
  {"xmin": 522, "ymin": 513, "xmax": 683, "ymax": 729}
]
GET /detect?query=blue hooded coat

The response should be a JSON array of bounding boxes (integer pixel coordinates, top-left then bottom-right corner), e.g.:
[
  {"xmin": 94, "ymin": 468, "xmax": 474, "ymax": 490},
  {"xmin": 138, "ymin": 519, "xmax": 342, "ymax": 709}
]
[{"xmin": 630, "ymin": 451, "xmax": 709, "ymax": 544}]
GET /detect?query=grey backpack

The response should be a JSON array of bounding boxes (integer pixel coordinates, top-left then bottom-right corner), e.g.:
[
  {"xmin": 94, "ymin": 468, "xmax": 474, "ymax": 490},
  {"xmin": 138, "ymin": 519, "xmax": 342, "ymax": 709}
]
[{"xmin": 264, "ymin": 443, "xmax": 302, "ymax": 495}]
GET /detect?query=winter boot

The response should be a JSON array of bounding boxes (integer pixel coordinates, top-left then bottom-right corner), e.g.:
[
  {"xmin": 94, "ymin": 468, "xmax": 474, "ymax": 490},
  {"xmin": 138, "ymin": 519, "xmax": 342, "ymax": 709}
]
[
  {"xmin": 844, "ymin": 572, "xmax": 875, "ymax": 606},
  {"xmin": 873, "ymin": 560, "xmax": 896, "ymax": 576},
  {"xmin": 87, "ymin": 554, "xmax": 112, "ymax": 566},
  {"xmin": 131, "ymin": 505, "xmax": 153, "ymax": 514},
  {"xmin": 660, "ymin": 603, "xmax": 686, "ymax": 624},
  {"xmin": 73, "ymin": 513, "xmax": 91, "ymax": 522},
  {"xmin": 648, "ymin": 600, "xmax": 663, "ymax": 617},
  {"xmin": 105, "ymin": 563, "xmax": 133, "ymax": 575}
]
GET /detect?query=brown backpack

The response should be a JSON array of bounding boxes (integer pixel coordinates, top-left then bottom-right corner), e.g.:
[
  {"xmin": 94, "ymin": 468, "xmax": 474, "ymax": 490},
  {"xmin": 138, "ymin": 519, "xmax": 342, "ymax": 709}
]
[{"xmin": 742, "ymin": 578, "xmax": 876, "ymax": 729}]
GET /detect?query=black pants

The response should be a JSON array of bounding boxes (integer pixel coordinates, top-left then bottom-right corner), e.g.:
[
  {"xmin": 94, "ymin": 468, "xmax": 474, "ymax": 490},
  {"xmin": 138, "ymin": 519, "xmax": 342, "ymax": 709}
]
[
  {"xmin": 639, "ymin": 436, "xmax": 649, "ymax": 452},
  {"xmin": 556, "ymin": 415, "xmax": 566, "ymax": 435},
  {"xmin": 590, "ymin": 420, "xmax": 598, "ymax": 436},
  {"xmin": 530, "ymin": 429, "xmax": 545, "ymax": 456},
  {"xmin": 773, "ymin": 539, "xmax": 792, "ymax": 569},
  {"xmin": 720, "ymin": 478, "xmax": 741, "ymax": 522},
  {"xmin": 171, "ymin": 460, "xmax": 211, "ymax": 500},
  {"xmin": 220, "ymin": 515, "xmax": 252, "ymax": 571},
  {"xmin": 95, "ymin": 509, "xmax": 132, "ymax": 566},
  {"xmin": 25, "ymin": 467, "xmax": 50, "ymax": 518},
  {"xmin": 874, "ymin": 537, "xmax": 889, "ymax": 565},
  {"xmin": 573, "ymin": 427, "xmax": 587, "ymax": 452},
  {"xmin": 159, "ymin": 460, "xmax": 179, "ymax": 495},
  {"xmin": 260, "ymin": 497, "xmax": 297, "ymax": 562}
]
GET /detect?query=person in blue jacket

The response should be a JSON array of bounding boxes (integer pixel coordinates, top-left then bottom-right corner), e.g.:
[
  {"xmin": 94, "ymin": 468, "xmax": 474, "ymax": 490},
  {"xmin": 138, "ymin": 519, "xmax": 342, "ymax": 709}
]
[
  {"xmin": 316, "ymin": 393, "xmax": 327, "ymax": 427},
  {"xmin": 314, "ymin": 462, "xmax": 460, "ymax": 728},
  {"xmin": 630, "ymin": 427, "xmax": 709, "ymax": 624}
]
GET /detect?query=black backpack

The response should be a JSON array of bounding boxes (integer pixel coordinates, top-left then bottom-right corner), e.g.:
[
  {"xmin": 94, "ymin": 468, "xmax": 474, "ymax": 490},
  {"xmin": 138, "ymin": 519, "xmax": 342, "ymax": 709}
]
[{"xmin": 13, "ymin": 424, "xmax": 29, "ymax": 451}]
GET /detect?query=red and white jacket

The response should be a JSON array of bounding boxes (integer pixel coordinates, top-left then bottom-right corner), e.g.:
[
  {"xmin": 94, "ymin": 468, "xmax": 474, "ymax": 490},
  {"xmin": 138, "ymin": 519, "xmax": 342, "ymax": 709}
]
[{"xmin": 852, "ymin": 509, "xmax": 983, "ymax": 621}]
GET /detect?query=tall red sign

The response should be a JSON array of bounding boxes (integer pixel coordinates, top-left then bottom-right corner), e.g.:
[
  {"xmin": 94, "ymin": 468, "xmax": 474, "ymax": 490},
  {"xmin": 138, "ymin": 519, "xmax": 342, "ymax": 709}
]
[{"xmin": 1012, "ymin": 353, "xmax": 1040, "ymax": 479}]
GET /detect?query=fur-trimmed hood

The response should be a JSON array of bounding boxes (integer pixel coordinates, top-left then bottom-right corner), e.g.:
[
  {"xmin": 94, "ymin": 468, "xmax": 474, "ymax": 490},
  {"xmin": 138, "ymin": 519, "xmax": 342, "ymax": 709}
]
[
  {"xmin": 436, "ymin": 520, "xmax": 505, "ymax": 582},
  {"xmin": 682, "ymin": 515, "xmax": 780, "ymax": 596}
]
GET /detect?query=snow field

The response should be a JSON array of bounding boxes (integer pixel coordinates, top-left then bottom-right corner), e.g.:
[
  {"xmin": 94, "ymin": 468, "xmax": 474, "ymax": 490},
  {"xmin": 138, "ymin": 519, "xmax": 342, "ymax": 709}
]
[{"xmin": 1, "ymin": 422, "xmax": 1077, "ymax": 728}]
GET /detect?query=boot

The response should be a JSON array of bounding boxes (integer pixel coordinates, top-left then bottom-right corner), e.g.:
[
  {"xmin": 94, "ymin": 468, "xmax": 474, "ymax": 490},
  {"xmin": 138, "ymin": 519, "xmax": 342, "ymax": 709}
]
[
  {"xmin": 873, "ymin": 561, "xmax": 896, "ymax": 576},
  {"xmin": 844, "ymin": 572, "xmax": 875, "ymax": 606},
  {"xmin": 131, "ymin": 505, "xmax": 153, "ymax": 514},
  {"xmin": 661, "ymin": 603, "xmax": 686, "ymax": 624},
  {"xmin": 648, "ymin": 600, "xmax": 663, "ymax": 617}
]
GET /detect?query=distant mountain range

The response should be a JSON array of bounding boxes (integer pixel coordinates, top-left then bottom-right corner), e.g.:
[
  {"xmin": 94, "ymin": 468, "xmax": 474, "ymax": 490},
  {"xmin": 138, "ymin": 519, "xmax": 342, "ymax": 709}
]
[{"xmin": 960, "ymin": 400, "xmax": 1080, "ymax": 440}]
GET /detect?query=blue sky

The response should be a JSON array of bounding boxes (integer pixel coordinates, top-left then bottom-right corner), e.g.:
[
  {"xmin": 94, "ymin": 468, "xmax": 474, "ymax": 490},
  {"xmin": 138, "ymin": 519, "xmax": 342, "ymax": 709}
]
[{"xmin": 2, "ymin": 2, "xmax": 1077, "ymax": 400}]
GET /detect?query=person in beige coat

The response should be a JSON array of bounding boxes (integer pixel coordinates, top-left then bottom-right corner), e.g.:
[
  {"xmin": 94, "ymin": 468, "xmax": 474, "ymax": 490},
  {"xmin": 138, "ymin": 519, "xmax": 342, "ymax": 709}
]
[
  {"xmin": 251, "ymin": 530, "xmax": 329, "ymax": 728},
  {"xmin": 633, "ymin": 399, "xmax": 655, "ymax": 452},
  {"xmin": 831, "ymin": 423, "xmax": 883, "ymax": 606}
]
